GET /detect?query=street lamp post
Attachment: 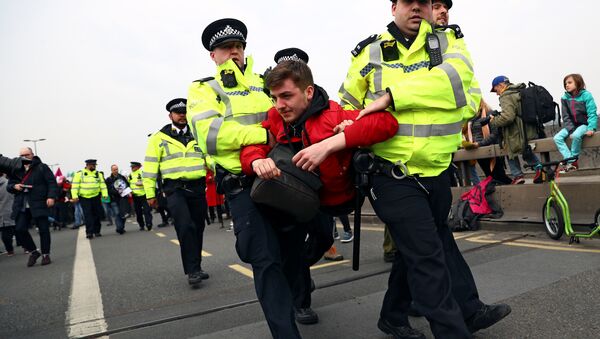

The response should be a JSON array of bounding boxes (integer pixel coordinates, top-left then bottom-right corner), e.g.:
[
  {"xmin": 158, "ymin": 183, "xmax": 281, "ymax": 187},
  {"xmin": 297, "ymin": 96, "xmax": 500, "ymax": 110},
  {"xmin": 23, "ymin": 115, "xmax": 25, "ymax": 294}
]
[{"xmin": 23, "ymin": 138, "xmax": 46, "ymax": 155}]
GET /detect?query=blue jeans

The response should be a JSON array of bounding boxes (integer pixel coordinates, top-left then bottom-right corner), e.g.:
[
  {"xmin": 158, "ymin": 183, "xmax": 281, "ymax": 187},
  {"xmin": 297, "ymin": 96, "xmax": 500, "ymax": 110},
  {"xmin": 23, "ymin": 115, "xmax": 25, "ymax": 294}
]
[
  {"xmin": 74, "ymin": 202, "xmax": 84, "ymax": 226},
  {"xmin": 109, "ymin": 202, "xmax": 125, "ymax": 231},
  {"xmin": 102, "ymin": 202, "xmax": 114, "ymax": 224},
  {"xmin": 468, "ymin": 163, "xmax": 480, "ymax": 185},
  {"xmin": 507, "ymin": 152, "xmax": 541, "ymax": 178},
  {"xmin": 553, "ymin": 125, "xmax": 588, "ymax": 162}
]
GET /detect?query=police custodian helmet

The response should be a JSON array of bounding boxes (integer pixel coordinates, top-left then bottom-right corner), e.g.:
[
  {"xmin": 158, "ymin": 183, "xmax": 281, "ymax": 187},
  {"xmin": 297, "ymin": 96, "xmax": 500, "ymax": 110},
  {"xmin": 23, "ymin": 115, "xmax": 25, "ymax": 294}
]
[
  {"xmin": 202, "ymin": 18, "xmax": 247, "ymax": 51},
  {"xmin": 274, "ymin": 48, "xmax": 309, "ymax": 64}
]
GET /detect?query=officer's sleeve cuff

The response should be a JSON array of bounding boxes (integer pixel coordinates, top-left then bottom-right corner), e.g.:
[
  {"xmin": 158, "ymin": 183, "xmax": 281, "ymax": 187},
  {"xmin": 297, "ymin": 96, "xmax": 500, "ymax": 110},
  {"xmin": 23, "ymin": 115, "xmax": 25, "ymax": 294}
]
[{"xmin": 386, "ymin": 87, "xmax": 396, "ymax": 112}]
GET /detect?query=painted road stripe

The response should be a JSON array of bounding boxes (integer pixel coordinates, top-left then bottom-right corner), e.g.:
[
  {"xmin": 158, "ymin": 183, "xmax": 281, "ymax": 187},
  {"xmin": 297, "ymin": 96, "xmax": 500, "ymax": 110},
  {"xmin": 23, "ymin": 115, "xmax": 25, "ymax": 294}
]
[
  {"xmin": 229, "ymin": 264, "xmax": 254, "ymax": 278},
  {"xmin": 66, "ymin": 227, "xmax": 107, "ymax": 338},
  {"xmin": 361, "ymin": 226, "xmax": 384, "ymax": 232},
  {"xmin": 310, "ymin": 259, "xmax": 350, "ymax": 270},
  {"xmin": 466, "ymin": 237, "xmax": 600, "ymax": 253},
  {"xmin": 167, "ymin": 239, "xmax": 212, "ymax": 256},
  {"xmin": 155, "ymin": 232, "xmax": 166, "ymax": 238}
]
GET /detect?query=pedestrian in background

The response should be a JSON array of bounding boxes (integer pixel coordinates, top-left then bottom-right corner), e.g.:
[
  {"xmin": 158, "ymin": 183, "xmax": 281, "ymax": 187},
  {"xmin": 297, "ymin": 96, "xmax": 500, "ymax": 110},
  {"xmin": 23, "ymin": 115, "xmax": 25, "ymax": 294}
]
[
  {"xmin": 129, "ymin": 162, "xmax": 153, "ymax": 231},
  {"xmin": 7, "ymin": 147, "xmax": 58, "ymax": 266},
  {"xmin": 71, "ymin": 159, "xmax": 108, "ymax": 239},
  {"xmin": 1, "ymin": 172, "xmax": 16, "ymax": 256}
]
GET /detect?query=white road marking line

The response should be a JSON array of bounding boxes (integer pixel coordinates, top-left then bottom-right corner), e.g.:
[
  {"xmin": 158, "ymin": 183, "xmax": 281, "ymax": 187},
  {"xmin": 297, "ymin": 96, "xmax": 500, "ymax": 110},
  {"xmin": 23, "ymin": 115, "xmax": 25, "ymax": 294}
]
[
  {"xmin": 168, "ymin": 238, "xmax": 212, "ymax": 256},
  {"xmin": 155, "ymin": 232, "xmax": 166, "ymax": 238},
  {"xmin": 229, "ymin": 264, "xmax": 254, "ymax": 278},
  {"xmin": 170, "ymin": 239, "xmax": 180, "ymax": 245},
  {"xmin": 310, "ymin": 259, "xmax": 350, "ymax": 270},
  {"xmin": 65, "ymin": 227, "xmax": 107, "ymax": 338}
]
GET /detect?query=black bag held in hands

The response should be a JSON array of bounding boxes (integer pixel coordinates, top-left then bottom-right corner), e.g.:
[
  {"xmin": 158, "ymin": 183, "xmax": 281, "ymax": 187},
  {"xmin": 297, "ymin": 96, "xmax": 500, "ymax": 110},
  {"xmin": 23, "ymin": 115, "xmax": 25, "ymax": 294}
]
[{"xmin": 250, "ymin": 143, "xmax": 322, "ymax": 223}]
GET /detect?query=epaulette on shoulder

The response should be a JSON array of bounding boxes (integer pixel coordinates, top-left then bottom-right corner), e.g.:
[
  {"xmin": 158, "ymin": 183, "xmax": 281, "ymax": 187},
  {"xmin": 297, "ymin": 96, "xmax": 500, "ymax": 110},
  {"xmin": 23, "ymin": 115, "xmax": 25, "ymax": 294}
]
[
  {"xmin": 193, "ymin": 76, "xmax": 215, "ymax": 83},
  {"xmin": 351, "ymin": 34, "xmax": 379, "ymax": 57},
  {"xmin": 434, "ymin": 24, "xmax": 464, "ymax": 39}
]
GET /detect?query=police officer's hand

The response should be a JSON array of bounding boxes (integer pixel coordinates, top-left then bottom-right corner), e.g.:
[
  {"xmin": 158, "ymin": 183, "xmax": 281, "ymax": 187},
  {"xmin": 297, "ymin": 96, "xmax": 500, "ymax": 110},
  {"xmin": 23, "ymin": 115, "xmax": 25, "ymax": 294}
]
[
  {"xmin": 356, "ymin": 92, "xmax": 392, "ymax": 120},
  {"xmin": 13, "ymin": 183, "xmax": 24, "ymax": 191},
  {"xmin": 293, "ymin": 133, "xmax": 347, "ymax": 172},
  {"xmin": 71, "ymin": 198, "xmax": 79, "ymax": 203},
  {"xmin": 585, "ymin": 130, "xmax": 594, "ymax": 137},
  {"xmin": 46, "ymin": 198, "xmax": 55, "ymax": 208},
  {"xmin": 333, "ymin": 120, "xmax": 354, "ymax": 134},
  {"xmin": 147, "ymin": 198, "xmax": 158, "ymax": 209},
  {"xmin": 252, "ymin": 158, "xmax": 281, "ymax": 179}
]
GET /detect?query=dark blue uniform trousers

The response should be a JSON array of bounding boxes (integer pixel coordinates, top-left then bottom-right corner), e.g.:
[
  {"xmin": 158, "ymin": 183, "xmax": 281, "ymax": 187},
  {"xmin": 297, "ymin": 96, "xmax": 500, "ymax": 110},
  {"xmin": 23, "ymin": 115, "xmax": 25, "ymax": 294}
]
[
  {"xmin": 165, "ymin": 183, "xmax": 207, "ymax": 275},
  {"xmin": 227, "ymin": 188, "xmax": 302, "ymax": 339},
  {"xmin": 370, "ymin": 169, "xmax": 481, "ymax": 339},
  {"xmin": 80, "ymin": 195, "xmax": 103, "ymax": 235}
]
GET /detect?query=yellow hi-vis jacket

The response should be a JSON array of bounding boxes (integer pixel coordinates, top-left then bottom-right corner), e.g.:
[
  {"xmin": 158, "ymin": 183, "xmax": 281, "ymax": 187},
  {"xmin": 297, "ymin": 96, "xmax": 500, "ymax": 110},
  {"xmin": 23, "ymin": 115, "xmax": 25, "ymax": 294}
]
[
  {"xmin": 71, "ymin": 168, "xmax": 108, "ymax": 199},
  {"xmin": 128, "ymin": 168, "xmax": 146, "ymax": 197},
  {"xmin": 187, "ymin": 56, "xmax": 270, "ymax": 174},
  {"xmin": 143, "ymin": 125, "xmax": 207, "ymax": 199},
  {"xmin": 339, "ymin": 20, "xmax": 481, "ymax": 177}
]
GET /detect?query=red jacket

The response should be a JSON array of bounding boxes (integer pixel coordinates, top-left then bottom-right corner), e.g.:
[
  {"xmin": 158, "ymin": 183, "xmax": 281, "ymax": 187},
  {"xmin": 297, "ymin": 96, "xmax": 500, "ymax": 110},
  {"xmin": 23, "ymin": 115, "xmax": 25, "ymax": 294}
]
[
  {"xmin": 241, "ymin": 86, "xmax": 398, "ymax": 206},
  {"xmin": 205, "ymin": 170, "xmax": 224, "ymax": 207}
]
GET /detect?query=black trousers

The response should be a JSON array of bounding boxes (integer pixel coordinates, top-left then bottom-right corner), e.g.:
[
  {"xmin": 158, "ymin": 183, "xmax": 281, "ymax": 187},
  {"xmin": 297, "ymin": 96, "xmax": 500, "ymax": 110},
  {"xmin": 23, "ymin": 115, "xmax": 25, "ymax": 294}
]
[
  {"xmin": 15, "ymin": 209, "xmax": 51, "ymax": 254},
  {"xmin": 477, "ymin": 157, "xmax": 512, "ymax": 185},
  {"xmin": 1, "ymin": 225, "xmax": 15, "ymax": 252},
  {"xmin": 132, "ymin": 195, "xmax": 153, "ymax": 228},
  {"xmin": 370, "ymin": 170, "xmax": 481, "ymax": 339},
  {"xmin": 292, "ymin": 212, "xmax": 334, "ymax": 309},
  {"xmin": 165, "ymin": 182, "xmax": 207, "ymax": 275},
  {"xmin": 80, "ymin": 196, "xmax": 103, "ymax": 235},
  {"xmin": 226, "ymin": 188, "xmax": 302, "ymax": 339}
]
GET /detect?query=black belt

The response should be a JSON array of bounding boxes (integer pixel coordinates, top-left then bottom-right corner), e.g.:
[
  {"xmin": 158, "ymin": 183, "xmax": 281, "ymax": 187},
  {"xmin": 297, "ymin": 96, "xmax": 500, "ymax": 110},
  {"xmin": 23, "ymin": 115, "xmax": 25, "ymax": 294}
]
[
  {"xmin": 163, "ymin": 178, "xmax": 204, "ymax": 189},
  {"xmin": 372, "ymin": 158, "xmax": 414, "ymax": 180},
  {"xmin": 221, "ymin": 173, "xmax": 253, "ymax": 194}
]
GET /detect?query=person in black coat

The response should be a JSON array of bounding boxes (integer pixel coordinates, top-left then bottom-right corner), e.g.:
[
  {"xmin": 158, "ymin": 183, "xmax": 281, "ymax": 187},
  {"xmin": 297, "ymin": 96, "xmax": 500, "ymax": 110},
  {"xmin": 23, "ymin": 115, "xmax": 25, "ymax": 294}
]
[{"xmin": 7, "ymin": 148, "xmax": 58, "ymax": 266}]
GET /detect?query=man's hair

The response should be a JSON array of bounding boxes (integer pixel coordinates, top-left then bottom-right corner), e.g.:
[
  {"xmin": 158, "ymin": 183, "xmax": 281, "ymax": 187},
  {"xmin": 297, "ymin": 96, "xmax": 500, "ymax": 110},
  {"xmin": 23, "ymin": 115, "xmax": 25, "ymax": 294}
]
[
  {"xmin": 265, "ymin": 60, "xmax": 314, "ymax": 91},
  {"xmin": 563, "ymin": 73, "xmax": 586, "ymax": 92}
]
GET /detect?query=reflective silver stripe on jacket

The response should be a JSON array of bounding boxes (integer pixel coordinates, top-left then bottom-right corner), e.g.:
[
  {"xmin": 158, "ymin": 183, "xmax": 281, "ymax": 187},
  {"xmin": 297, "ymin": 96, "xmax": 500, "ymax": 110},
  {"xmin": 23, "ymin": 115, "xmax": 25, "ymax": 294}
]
[
  {"xmin": 207, "ymin": 80, "xmax": 233, "ymax": 118},
  {"xmin": 396, "ymin": 121, "xmax": 463, "ymax": 137},
  {"xmin": 144, "ymin": 172, "xmax": 159, "ymax": 179},
  {"xmin": 339, "ymin": 84, "xmax": 364, "ymax": 109},
  {"xmin": 161, "ymin": 152, "xmax": 204, "ymax": 162},
  {"xmin": 442, "ymin": 53, "xmax": 473, "ymax": 72},
  {"xmin": 206, "ymin": 118, "xmax": 224, "ymax": 155},
  {"xmin": 369, "ymin": 41, "xmax": 383, "ymax": 93},
  {"xmin": 231, "ymin": 112, "xmax": 267, "ymax": 125},
  {"xmin": 160, "ymin": 140, "xmax": 171, "ymax": 156},
  {"xmin": 191, "ymin": 109, "xmax": 220, "ymax": 141},
  {"xmin": 161, "ymin": 165, "xmax": 206, "ymax": 175},
  {"xmin": 144, "ymin": 156, "xmax": 158, "ymax": 162},
  {"xmin": 436, "ymin": 62, "xmax": 467, "ymax": 108},
  {"xmin": 468, "ymin": 87, "xmax": 481, "ymax": 95},
  {"xmin": 435, "ymin": 32, "xmax": 449, "ymax": 53}
]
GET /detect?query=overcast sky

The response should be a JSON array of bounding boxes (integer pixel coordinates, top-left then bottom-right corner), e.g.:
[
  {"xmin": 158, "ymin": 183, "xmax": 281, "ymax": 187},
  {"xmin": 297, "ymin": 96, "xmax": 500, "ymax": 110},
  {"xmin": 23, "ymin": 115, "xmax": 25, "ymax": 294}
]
[{"xmin": 1, "ymin": 0, "xmax": 598, "ymax": 175}]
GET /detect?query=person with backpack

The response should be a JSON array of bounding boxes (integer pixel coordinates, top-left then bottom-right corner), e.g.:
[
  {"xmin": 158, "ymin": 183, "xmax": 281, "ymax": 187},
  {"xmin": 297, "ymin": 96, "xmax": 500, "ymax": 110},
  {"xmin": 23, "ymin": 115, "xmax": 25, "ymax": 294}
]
[
  {"xmin": 483, "ymin": 75, "xmax": 543, "ymax": 184},
  {"xmin": 553, "ymin": 73, "xmax": 597, "ymax": 171}
]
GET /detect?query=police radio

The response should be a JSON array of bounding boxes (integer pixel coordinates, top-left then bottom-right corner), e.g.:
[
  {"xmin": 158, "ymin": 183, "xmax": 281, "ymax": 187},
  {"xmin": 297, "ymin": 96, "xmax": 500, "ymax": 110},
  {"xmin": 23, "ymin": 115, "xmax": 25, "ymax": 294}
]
[{"xmin": 425, "ymin": 33, "xmax": 443, "ymax": 69}]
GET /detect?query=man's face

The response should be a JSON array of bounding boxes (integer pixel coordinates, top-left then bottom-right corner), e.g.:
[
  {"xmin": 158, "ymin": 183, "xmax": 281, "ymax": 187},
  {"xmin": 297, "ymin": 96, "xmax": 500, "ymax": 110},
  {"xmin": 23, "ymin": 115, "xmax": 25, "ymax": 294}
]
[
  {"xmin": 111, "ymin": 165, "xmax": 119, "ymax": 176},
  {"xmin": 19, "ymin": 148, "xmax": 33, "ymax": 160},
  {"xmin": 492, "ymin": 83, "xmax": 506, "ymax": 96},
  {"xmin": 432, "ymin": 1, "xmax": 449, "ymax": 25},
  {"xmin": 392, "ymin": 0, "xmax": 432, "ymax": 37},
  {"xmin": 270, "ymin": 78, "xmax": 314, "ymax": 124},
  {"xmin": 87, "ymin": 164, "xmax": 96, "ymax": 171},
  {"xmin": 210, "ymin": 41, "xmax": 245, "ymax": 68},
  {"xmin": 170, "ymin": 112, "xmax": 187, "ymax": 126}
]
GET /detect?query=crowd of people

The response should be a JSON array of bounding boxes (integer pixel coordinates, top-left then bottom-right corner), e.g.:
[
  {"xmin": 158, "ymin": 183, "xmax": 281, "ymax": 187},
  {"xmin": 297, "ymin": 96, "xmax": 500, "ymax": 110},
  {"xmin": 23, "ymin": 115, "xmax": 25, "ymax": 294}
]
[{"xmin": 2, "ymin": 1, "xmax": 598, "ymax": 339}]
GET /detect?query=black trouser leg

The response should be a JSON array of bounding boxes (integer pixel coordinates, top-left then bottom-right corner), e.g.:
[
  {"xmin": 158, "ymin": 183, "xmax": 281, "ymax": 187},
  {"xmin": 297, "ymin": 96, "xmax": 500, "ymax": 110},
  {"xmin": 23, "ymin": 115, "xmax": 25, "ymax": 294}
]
[
  {"xmin": 227, "ymin": 188, "xmax": 301, "ymax": 339},
  {"xmin": 477, "ymin": 158, "xmax": 512, "ymax": 185},
  {"xmin": 133, "ymin": 195, "xmax": 152, "ymax": 227},
  {"xmin": 278, "ymin": 224, "xmax": 309, "ymax": 310},
  {"xmin": 338, "ymin": 214, "xmax": 351, "ymax": 233},
  {"xmin": 1, "ymin": 226, "xmax": 15, "ymax": 252},
  {"xmin": 80, "ymin": 196, "xmax": 103, "ymax": 235},
  {"xmin": 165, "ymin": 182, "xmax": 207, "ymax": 275},
  {"xmin": 36, "ymin": 217, "xmax": 51, "ymax": 254},
  {"xmin": 370, "ymin": 174, "xmax": 471, "ymax": 339},
  {"xmin": 15, "ymin": 210, "xmax": 36, "ymax": 252}
]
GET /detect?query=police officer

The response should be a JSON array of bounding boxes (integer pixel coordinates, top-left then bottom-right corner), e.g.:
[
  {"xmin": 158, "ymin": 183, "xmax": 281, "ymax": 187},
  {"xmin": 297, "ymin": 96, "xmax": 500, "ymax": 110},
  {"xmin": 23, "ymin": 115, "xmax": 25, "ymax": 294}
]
[
  {"xmin": 129, "ymin": 161, "xmax": 153, "ymax": 231},
  {"xmin": 143, "ymin": 98, "xmax": 209, "ymax": 287},
  {"xmin": 187, "ymin": 18, "xmax": 301, "ymax": 338},
  {"xmin": 334, "ymin": 1, "xmax": 509, "ymax": 338},
  {"xmin": 71, "ymin": 159, "xmax": 108, "ymax": 239}
]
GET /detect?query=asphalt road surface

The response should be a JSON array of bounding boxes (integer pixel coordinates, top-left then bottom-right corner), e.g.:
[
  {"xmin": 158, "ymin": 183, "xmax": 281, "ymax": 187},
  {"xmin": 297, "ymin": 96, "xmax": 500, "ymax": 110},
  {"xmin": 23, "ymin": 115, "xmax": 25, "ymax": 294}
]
[{"xmin": 1, "ymin": 214, "xmax": 600, "ymax": 339}]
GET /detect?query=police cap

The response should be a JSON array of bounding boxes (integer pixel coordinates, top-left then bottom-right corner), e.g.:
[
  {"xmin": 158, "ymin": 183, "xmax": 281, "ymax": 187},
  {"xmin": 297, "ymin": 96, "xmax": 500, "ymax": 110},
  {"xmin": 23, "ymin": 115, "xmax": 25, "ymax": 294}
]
[
  {"xmin": 166, "ymin": 98, "xmax": 187, "ymax": 113},
  {"xmin": 202, "ymin": 18, "xmax": 247, "ymax": 51},
  {"xmin": 130, "ymin": 161, "xmax": 142, "ymax": 168},
  {"xmin": 274, "ymin": 48, "xmax": 309, "ymax": 64},
  {"xmin": 85, "ymin": 159, "xmax": 97, "ymax": 165}
]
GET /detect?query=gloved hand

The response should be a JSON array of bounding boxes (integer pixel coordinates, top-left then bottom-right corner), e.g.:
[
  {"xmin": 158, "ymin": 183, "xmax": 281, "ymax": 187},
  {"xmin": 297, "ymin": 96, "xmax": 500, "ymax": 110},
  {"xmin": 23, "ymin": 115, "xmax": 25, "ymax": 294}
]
[
  {"xmin": 479, "ymin": 116, "xmax": 491, "ymax": 126},
  {"xmin": 462, "ymin": 140, "xmax": 478, "ymax": 150}
]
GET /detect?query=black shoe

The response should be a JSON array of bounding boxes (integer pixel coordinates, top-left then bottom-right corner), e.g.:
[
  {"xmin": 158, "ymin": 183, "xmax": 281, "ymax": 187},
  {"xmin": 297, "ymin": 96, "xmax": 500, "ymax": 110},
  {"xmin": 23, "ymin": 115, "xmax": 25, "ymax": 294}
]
[
  {"xmin": 377, "ymin": 318, "xmax": 425, "ymax": 339},
  {"xmin": 198, "ymin": 270, "xmax": 210, "ymax": 280},
  {"xmin": 383, "ymin": 251, "xmax": 396, "ymax": 263},
  {"xmin": 86, "ymin": 234, "xmax": 94, "ymax": 239},
  {"xmin": 465, "ymin": 303, "xmax": 512, "ymax": 333},
  {"xmin": 407, "ymin": 302, "xmax": 422, "ymax": 317},
  {"xmin": 294, "ymin": 307, "xmax": 319, "ymax": 325},
  {"xmin": 188, "ymin": 272, "xmax": 203, "ymax": 286},
  {"xmin": 27, "ymin": 251, "xmax": 41, "ymax": 267},
  {"xmin": 157, "ymin": 223, "xmax": 166, "ymax": 228},
  {"xmin": 94, "ymin": 233, "xmax": 102, "ymax": 237},
  {"xmin": 41, "ymin": 254, "xmax": 51, "ymax": 266},
  {"xmin": 139, "ymin": 227, "xmax": 145, "ymax": 231},
  {"xmin": 116, "ymin": 229, "xmax": 125, "ymax": 235},
  {"xmin": 146, "ymin": 225, "xmax": 152, "ymax": 231}
]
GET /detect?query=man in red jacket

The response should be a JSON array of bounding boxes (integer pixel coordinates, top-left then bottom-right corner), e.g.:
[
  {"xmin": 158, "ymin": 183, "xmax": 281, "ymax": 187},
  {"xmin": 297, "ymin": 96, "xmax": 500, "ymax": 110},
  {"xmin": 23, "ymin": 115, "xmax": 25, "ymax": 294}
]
[{"xmin": 240, "ymin": 59, "xmax": 398, "ymax": 326}]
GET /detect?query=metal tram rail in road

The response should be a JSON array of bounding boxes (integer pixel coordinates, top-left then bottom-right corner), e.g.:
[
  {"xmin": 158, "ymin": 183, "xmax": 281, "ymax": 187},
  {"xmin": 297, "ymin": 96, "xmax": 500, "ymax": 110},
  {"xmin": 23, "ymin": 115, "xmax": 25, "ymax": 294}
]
[{"xmin": 75, "ymin": 233, "xmax": 530, "ymax": 339}]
